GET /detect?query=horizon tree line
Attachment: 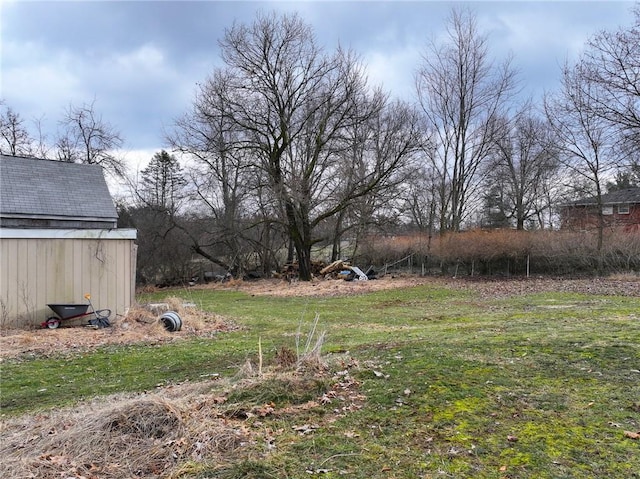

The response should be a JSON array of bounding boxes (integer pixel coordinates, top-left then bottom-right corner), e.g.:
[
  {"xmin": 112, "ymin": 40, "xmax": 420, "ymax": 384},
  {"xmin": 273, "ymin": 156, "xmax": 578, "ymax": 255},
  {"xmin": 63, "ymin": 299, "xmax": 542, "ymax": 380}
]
[{"xmin": 2, "ymin": 6, "xmax": 639, "ymax": 281}]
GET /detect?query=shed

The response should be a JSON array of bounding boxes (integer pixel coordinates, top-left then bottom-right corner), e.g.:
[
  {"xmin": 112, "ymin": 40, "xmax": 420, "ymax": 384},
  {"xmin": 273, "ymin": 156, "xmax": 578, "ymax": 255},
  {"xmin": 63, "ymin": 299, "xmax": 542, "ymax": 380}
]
[{"xmin": 0, "ymin": 155, "xmax": 137, "ymax": 329}]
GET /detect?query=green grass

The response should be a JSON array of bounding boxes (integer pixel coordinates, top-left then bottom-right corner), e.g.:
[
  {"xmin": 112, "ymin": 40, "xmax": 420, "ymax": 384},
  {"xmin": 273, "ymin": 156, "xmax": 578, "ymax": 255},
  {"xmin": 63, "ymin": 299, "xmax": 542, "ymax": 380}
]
[{"xmin": 2, "ymin": 281, "xmax": 639, "ymax": 478}]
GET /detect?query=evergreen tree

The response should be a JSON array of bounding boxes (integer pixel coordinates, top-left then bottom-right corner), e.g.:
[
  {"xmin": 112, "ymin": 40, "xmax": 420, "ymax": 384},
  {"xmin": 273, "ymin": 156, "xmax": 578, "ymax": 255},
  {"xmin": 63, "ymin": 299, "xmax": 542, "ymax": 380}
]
[{"xmin": 138, "ymin": 150, "xmax": 186, "ymax": 213}]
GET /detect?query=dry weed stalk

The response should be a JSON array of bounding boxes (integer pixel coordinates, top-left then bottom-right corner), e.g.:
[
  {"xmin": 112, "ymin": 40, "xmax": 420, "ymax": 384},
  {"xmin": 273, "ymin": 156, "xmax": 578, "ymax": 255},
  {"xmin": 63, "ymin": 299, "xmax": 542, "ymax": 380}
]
[
  {"xmin": 296, "ymin": 313, "xmax": 327, "ymax": 371},
  {"xmin": 0, "ymin": 298, "xmax": 10, "ymax": 329}
]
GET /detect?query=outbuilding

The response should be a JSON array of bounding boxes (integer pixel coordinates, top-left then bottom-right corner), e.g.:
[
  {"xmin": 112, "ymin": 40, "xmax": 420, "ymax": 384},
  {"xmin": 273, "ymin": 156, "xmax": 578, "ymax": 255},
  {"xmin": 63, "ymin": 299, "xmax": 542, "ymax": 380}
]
[{"xmin": 0, "ymin": 155, "xmax": 137, "ymax": 329}]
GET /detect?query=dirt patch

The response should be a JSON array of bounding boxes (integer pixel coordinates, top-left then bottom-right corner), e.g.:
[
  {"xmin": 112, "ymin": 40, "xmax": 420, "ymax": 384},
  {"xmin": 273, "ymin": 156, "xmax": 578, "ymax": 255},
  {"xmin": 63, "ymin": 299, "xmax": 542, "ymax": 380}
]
[
  {"xmin": 191, "ymin": 275, "xmax": 432, "ymax": 297},
  {"xmin": 189, "ymin": 274, "xmax": 640, "ymax": 299}
]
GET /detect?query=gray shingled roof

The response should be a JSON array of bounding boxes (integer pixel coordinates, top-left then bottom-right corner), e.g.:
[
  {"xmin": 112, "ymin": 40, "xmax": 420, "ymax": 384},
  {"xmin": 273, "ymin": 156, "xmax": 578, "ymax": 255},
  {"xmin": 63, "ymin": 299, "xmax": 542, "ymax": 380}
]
[
  {"xmin": 0, "ymin": 155, "xmax": 118, "ymax": 222},
  {"xmin": 569, "ymin": 188, "xmax": 640, "ymax": 206}
]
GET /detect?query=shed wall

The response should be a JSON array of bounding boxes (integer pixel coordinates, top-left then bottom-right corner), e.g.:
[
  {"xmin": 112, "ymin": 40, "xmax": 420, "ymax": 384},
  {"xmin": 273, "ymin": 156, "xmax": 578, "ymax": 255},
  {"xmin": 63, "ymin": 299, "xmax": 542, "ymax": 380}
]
[{"xmin": 0, "ymin": 232, "xmax": 136, "ymax": 328}]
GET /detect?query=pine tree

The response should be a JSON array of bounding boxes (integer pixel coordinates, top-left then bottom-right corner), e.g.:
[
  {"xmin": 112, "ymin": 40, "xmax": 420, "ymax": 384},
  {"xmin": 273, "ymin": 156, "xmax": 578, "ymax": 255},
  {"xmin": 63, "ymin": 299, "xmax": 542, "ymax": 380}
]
[{"xmin": 138, "ymin": 150, "xmax": 186, "ymax": 213}]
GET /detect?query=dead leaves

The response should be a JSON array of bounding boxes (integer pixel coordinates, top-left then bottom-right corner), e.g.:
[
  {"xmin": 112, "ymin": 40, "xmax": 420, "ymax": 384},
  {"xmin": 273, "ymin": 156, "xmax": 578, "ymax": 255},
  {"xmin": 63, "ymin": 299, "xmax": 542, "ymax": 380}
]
[
  {"xmin": 37, "ymin": 454, "xmax": 102, "ymax": 479},
  {"xmin": 609, "ymin": 421, "xmax": 640, "ymax": 440}
]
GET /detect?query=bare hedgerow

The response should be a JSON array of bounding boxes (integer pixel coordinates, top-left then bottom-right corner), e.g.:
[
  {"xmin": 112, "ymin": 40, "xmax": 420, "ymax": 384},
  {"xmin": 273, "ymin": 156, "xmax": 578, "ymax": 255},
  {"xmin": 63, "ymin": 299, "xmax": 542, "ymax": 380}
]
[{"xmin": 359, "ymin": 228, "xmax": 640, "ymax": 276}]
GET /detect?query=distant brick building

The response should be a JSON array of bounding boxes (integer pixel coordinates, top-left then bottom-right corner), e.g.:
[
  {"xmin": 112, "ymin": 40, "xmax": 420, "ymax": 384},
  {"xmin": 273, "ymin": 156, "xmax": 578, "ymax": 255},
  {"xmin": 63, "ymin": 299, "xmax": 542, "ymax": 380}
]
[{"xmin": 560, "ymin": 188, "xmax": 640, "ymax": 231}]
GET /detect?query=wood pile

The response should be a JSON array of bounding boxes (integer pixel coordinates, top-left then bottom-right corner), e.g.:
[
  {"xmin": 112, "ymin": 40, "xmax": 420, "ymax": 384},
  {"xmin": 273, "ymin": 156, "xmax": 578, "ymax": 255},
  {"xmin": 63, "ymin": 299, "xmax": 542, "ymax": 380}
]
[{"xmin": 276, "ymin": 260, "xmax": 373, "ymax": 281}]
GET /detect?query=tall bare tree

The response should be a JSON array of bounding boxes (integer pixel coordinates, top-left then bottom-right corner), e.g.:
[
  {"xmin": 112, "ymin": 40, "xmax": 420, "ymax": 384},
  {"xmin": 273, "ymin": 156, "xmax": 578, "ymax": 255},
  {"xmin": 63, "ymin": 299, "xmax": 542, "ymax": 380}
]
[
  {"xmin": 415, "ymin": 7, "xmax": 518, "ymax": 232},
  {"xmin": 544, "ymin": 63, "xmax": 620, "ymax": 261},
  {"xmin": 174, "ymin": 11, "xmax": 420, "ymax": 280},
  {"xmin": 579, "ymin": 5, "xmax": 640, "ymax": 156},
  {"xmin": 56, "ymin": 100, "xmax": 126, "ymax": 177},
  {"xmin": 168, "ymin": 68, "xmax": 262, "ymax": 276},
  {"xmin": 485, "ymin": 110, "xmax": 560, "ymax": 230},
  {"xmin": 329, "ymin": 97, "xmax": 423, "ymax": 262}
]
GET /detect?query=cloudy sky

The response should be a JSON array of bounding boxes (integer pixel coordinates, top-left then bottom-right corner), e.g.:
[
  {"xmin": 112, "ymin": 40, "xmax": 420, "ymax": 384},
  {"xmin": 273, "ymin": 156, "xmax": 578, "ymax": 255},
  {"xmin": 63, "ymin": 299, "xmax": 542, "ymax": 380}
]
[{"xmin": 1, "ymin": 0, "xmax": 636, "ymax": 170}]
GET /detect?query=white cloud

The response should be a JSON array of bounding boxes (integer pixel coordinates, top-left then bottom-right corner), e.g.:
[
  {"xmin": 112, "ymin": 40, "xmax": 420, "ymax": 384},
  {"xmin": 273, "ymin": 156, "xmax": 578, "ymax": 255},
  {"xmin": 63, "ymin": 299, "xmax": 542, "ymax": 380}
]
[
  {"xmin": 2, "ymin": 41, "xmax": 85, "ymax": 114},
  {"xmin": 114, "ymin": 44, "xmax": 166, "ymax": 71},
  {"xmin": 490, "ymin": 11, "xmax": 588, "ymax": 63},
  {"xmin": 364, "ymin": 44, "xmax": 421, "ymax": 100},
  {"xmin": 88, "ymin": 43, "xmax": 176, "ymax": 93},
  {"xmin": 106, "ymin": 147, "xmax": 159, "ymax": 201},
  {"xmin": 120, "ymin": 148, "xmax": 158, "ymax": 173},
  {"xmin": 2, "ymin": 37, "xmax": 195, "ymax": 151}
]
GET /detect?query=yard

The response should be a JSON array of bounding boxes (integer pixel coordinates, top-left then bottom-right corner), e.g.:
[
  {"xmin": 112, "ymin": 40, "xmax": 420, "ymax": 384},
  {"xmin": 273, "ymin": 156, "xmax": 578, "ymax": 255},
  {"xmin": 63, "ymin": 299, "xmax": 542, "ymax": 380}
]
[{"xmin": 1, "ymin": 276, "xmax": 639, "ymax": 478}]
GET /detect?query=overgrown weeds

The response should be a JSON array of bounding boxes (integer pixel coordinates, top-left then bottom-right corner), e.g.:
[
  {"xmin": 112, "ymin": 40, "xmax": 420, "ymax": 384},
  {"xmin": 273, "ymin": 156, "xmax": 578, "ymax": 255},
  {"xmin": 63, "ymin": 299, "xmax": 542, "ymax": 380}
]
[
  {"xmin": 0, "ymin": 355, "xmax": 360, "ymax": 479},
  {"xmin": 2, "ymin": 280, "xmax": 639, "ymax": 478}
]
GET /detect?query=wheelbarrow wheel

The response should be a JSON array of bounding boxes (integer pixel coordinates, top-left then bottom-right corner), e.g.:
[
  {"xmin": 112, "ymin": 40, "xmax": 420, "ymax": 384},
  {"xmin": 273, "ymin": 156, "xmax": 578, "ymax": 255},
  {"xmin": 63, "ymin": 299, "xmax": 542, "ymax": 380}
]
[{"xmin": 46, "ymin": 318, "xmax": 60, "ymax": 329}]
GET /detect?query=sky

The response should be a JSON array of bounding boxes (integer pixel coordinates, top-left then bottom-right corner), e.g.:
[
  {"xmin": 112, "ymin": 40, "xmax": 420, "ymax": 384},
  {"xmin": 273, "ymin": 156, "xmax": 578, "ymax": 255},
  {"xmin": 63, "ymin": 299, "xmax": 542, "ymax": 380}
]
[{"xmin": 0, "ymin": 0, "xmax": 636, "ymax": 172}]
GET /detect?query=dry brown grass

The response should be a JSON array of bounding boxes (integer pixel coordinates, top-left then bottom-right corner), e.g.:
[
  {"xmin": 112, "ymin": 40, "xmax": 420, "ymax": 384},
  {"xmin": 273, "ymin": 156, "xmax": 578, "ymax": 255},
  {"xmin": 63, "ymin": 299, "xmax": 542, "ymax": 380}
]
[
  {"xmin": 0, "ymin": 298, "xmax": 236, "ymax": 360},
  {"xmin": 0, "ymin": 380, "xmax": 249, "ymax": 479},
  {"xmin": 0, "ymin": 356, "xmax": 363, "ymax": 479},
  {"xmin": 190, "ymin": 274, "xmax": 640, "ymax": 302},
  {"xmin": 189, "ymin": 275, "xmax": 430, "ymax": 298}
]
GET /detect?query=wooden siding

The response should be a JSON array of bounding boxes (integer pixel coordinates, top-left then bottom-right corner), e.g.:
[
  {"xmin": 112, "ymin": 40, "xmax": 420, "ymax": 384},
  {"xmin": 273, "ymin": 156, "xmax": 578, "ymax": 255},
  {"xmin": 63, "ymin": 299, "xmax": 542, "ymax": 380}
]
[{"xmin": 0, "ymin": 232, "xmax": 136, "ymax": 329}]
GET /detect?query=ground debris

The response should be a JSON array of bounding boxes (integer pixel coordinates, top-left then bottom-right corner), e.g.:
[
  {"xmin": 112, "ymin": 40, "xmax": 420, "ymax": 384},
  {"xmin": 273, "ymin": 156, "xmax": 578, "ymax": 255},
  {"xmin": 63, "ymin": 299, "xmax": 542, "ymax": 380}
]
[{"xmin": 0, "ymin": 298, "xmax": 236, "ymax": 360}]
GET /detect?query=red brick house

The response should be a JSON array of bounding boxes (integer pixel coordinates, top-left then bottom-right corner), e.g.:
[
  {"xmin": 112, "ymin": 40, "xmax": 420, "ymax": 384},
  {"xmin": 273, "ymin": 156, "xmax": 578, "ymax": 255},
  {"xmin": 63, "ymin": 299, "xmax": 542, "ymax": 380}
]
[{"xmin": 560, "ymin": 187, "xmax": 640, "ymax": 231}]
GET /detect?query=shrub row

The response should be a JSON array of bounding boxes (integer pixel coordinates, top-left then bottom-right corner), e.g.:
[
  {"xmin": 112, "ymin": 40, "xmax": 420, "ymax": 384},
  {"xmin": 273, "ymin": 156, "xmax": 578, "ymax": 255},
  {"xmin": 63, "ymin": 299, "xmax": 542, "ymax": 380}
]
[{"xmin": 355, "ymin": 228, "xmax": 640, "ymax": 277}]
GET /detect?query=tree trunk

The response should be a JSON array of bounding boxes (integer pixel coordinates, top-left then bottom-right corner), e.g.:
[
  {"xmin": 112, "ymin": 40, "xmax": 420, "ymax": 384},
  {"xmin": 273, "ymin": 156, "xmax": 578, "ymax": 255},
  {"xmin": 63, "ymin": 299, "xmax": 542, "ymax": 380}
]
[
  {"xmin": 330, "ymin": 209, "xmax": 346, "ymax": 262},
  {"xmin": 294, "ymin": 240, "xmax": 313, "ymax": 281}
]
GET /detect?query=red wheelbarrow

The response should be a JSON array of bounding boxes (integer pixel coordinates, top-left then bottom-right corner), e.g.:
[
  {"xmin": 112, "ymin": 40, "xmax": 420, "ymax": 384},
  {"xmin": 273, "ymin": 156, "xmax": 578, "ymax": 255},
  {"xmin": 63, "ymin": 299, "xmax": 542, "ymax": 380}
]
[{"xmin": 42, "ymin": 294, "xmax": 111, "ymax": 329}]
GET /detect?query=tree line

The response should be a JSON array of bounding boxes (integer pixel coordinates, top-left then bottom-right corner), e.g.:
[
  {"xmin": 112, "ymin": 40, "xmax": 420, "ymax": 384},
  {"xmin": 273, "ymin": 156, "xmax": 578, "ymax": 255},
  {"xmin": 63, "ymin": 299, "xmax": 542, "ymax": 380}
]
[{"xmin": 2, "ymin": 7, "xmax": 639, "ymax": 283}]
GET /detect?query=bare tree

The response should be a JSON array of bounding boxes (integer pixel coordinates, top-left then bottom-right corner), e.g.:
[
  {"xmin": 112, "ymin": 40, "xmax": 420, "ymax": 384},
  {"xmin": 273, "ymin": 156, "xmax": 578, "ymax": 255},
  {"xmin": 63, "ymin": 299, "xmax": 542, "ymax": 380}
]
[
  {"xmin": 56, "ymin": 100, "xmax": 126, "ymax": 177},
  {"xmin": 329, "ymin": 97, "xmax": 423, "ymax": 262},
  {"xmin": 579, "ymin": 5, "xmax": 640, "ymax": 155},
  {"xmin": 0, "ymin": 103, "xmax": 34, "ymax": 157},
  {"xmin": 415, "ymin": 7, "xmax": 518, "ymax": 233},
  {"xmin": 30, "ymin": 115, "xmax": 51, "ymax": 159},
  {"xmin": 544, "ymin": 63, "xmax": 620, "ymax": 262},
  {"xmin": 403, "ymin": 164, "xmax": 439, "ymax": 232},
  {"xmin": 219, "ymin": 12, "xmax": 369, "ymax": 281},
  {"xmin": 485, "ymin": 110, "xmax": 560, "ymax": 230},
  {"xmin": 168, "ymin": 68, "xmax": 262, "ymax": 276},
  {"xmin": 175, "ymin": 12, "xmax": 420, "ymax": 280}
]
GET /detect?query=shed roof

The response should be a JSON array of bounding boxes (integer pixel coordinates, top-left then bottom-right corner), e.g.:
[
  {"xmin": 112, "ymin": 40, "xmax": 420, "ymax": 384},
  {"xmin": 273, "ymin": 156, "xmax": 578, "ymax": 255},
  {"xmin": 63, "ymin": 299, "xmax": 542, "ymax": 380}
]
[
  {"xmin": 0, "ymin": 155, "xmax": 118, "ymax": 226},
  {"xmin": 567, "ymin": 187, "xmax": 640, "ymax": 207}
]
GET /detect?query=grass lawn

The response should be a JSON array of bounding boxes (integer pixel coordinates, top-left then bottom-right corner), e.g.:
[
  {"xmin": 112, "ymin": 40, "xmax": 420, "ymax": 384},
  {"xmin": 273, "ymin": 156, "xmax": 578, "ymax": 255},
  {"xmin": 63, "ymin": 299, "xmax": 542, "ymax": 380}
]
[{"xmin": 1, "ymin": 280, "xmax": 639, "ymax": 478}]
